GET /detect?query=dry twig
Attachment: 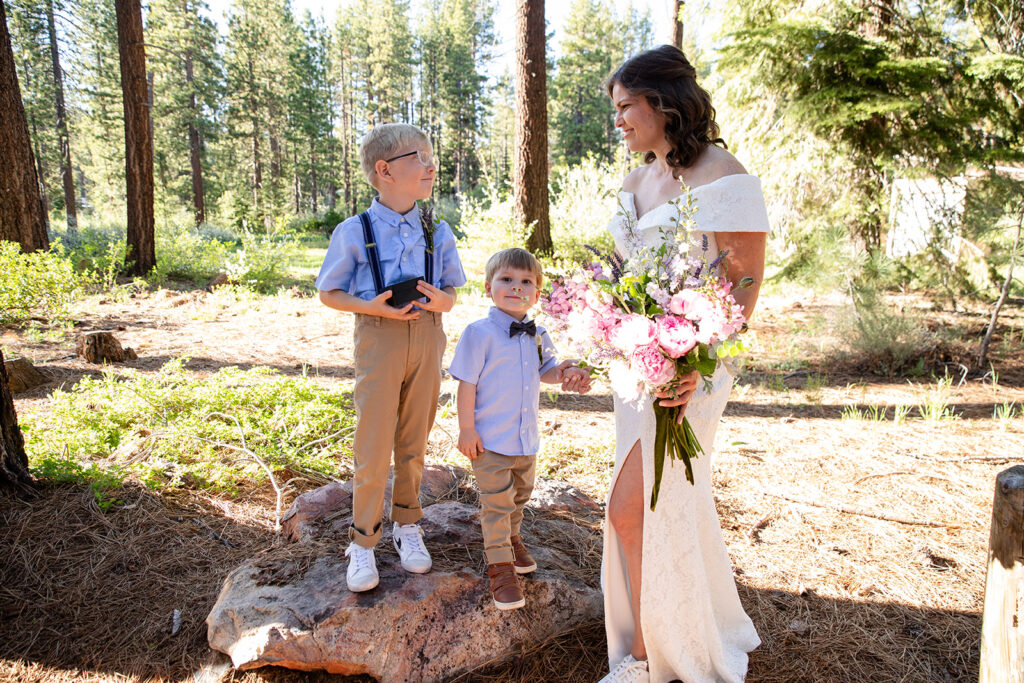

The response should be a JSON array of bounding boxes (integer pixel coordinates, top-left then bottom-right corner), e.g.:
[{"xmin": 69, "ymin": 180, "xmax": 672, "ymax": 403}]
[{"xmin": 766, "ymin": 491, "xmax": 956, "ymax": 528}]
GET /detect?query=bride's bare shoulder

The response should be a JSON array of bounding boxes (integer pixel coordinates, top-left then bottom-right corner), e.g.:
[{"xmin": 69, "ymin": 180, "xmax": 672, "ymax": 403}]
[
  {"xmin": 691, "ymin": 146, "xmax": 748, "ymax": 185},
  {"xmin": 621, "ymin": 165, "xmax": 649, "ymax": 194}
]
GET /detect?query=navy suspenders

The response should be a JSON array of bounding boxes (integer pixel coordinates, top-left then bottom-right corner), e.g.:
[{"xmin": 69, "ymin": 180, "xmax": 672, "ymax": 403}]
[{"xmin": 358, "ymin": 210, "xmax": 434, "ymax": 296}]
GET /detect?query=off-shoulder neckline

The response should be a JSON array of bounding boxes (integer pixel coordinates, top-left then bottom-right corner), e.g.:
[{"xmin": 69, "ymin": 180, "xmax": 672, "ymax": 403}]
[{"xmin": 620, "ymin": 173, "xmax": 759, "ymax": 224}]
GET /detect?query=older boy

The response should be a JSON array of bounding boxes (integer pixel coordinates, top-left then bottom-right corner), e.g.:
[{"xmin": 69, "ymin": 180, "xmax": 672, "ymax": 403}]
[
  {"xmin": 450, "ymin": 248, "xmax": 591, "ymax": 610},
  {"xmin": 317, "ymin": 123, "xmax": 465, "ymax": 592}
]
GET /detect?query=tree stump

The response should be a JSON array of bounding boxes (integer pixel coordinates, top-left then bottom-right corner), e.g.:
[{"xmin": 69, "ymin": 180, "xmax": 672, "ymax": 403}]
[
  {"xmin": 76, "ymin": 331, "xmax": 137, "ymax": 364},
  {"xmin": 4, "ymin": 357, "xmax": 48, "ymax": 393},
  {"xmin": 980, "ymin": 465, "xmax": 1024, "ymax": 683}
]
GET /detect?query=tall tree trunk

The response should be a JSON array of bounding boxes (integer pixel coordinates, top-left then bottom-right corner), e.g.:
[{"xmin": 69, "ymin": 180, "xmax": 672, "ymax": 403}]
[
  {"xmin": 292, "ymin": 146, "xmax": 300, "ymax": 213},
  {"xmin": 251, "ymin": 115, "xmax": 262, "ymax": 219},
  {"xmin": 0, "ymin": 349, "xmax": 33, "ymax": 491},
  {"xmin": 183, "ymin": 30, "xmax": 205, "ymax": 226},
  {"xmin": 326, "ymin": 135, "xmax": 336, "ymax": 211},
  {"xmin": 671, "ymin": 0, "xmax": 684, "ymax": 50},
  {"xmin": 29, "ymin": 109, "xmax": 52, "ymax": 230},
  {"xmin": 0, "ymin": 0, "xmax": 48, "ymax": 252},
  {"xmin": 46, "ymin": 0, "xmax": 76, "ymax": 233},
  {"xmin": 115, "ymin": 0, "xmax": 155, "ymax": 275},
  {"xmin": 514, "ymin": 0, "xmax": 551, "ymax": 255},
  {"xmin": 310, "ymin": 139, "xmax": 318, "ymax": 214}
]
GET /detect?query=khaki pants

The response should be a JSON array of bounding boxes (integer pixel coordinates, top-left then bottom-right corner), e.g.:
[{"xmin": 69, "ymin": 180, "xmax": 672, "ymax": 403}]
[
  {"xmin": 350, "ymin": 311, "xmax": 446, "ymax": 548},
  {"xmin": 471, "ymin": 449, "xmax": 536, "ymax": 564}
]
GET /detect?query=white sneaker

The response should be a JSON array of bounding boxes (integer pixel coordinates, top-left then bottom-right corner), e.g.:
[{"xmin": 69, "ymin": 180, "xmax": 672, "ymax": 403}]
[
  {"xmin": 344, "ymin": 543, "xmax": 379, "ymax": 592},
  {"xmin": 598, "ymin": 654, "xmax": 649, "ymax": 683},
  {"xmin": 392, "ymin": 522, "xmax": 432, "ymax": 574}
]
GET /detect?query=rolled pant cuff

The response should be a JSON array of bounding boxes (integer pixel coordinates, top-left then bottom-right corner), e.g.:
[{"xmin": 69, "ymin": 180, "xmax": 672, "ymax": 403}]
[
  {"xmin": 349, "ymin": 523, "xmax": 381, "ymax": 548},
  {"xmin": 391, "ymin": 503, "xmax": 423, "ymax": 526},
  {"xmin": 485, "ymin": 546, "xmax": 515, "ymax": 565}
]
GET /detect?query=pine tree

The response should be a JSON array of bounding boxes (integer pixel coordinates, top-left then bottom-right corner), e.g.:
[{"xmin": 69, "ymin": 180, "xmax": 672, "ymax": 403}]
[
  {"xmin": 550, "ymin": 0, "xmax": 618, "ymax": 166},
  {"xmin": 1, "ymin": 0, "xmax": 47, "ymax": 252},
  {"xmin": 223, "ymin": 0, "xmax": 294, "ymax": 227},
  {"xmin": 74, "ymin": 0, "xmax": 125, "ymax": 217},
  {"xmin": 6, "ymin": 0, "xmax": 56, "ymax": 225},
  {"xmin": 287, "ymin": 12, "xmax": 332, "ymax": 214},
  {"xmin": 147, "ymin": 0, "xmax": 223, "ymax": 226},
  {"xmin": 514, "ymin": 0, "xmax": 550, "ymax": 254}
]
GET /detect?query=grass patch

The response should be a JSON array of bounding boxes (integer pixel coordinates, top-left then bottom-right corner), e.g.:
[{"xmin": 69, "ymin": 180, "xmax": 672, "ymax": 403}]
[{"xmin": 22, "ymin": 358, "xmax": 356, "ymax": 496}]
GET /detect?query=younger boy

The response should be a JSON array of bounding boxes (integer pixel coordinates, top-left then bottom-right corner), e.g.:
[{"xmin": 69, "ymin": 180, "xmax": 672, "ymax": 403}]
[
  {"xmin": 316, "ymin": 123, "xmax": 466, "ymax": 592},
  {"xmin": 450, "ymin": 248, "xmax": 591, "ymax": 610}
]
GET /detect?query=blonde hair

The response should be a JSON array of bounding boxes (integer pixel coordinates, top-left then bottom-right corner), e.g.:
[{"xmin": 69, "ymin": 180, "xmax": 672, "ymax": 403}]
[
  {"xmin": 359, "ymin": 123, "xmax": 430, "ymax": 188},
  {"xmin": 485, "ymin": 248, "xmax": 544, "ymax": 289}
]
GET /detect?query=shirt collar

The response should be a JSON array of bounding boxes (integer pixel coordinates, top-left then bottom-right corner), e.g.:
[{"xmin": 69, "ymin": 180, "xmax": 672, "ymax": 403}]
[
  {"xmin": 370, "ymin": 196, "xmax": 420, "ymax": 229},
  {"xmin": 488, "ymin": 306, "xmax": 533, "ymax": 329}
]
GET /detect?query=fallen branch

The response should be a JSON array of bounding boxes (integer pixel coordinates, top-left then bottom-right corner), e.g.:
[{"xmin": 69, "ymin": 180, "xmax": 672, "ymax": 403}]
[{"xmin": 766, "ymin": 492, "xmax": 955, "ymax": 528}]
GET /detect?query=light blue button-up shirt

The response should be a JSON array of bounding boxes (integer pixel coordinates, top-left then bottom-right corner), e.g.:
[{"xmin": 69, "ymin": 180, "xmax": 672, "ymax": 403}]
[
  {"xmin": 315, "ymin": 197, "xmax": 466, "ymax": 301},
  {"xmin": 449, "ymin": 307, "xmax": 560, "ymax": 456}
]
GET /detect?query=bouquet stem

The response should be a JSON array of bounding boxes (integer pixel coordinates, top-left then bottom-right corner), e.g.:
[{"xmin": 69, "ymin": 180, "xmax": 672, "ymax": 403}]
[{"xmin": 650, "ymin": 403, "xmax": 705, "ymax": 511}]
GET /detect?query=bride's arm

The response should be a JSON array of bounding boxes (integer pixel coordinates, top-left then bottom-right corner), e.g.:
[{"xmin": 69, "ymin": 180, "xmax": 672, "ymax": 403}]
[{"xmin": 716, "ymin": 231, "xmax": 766, "ymax": 321}]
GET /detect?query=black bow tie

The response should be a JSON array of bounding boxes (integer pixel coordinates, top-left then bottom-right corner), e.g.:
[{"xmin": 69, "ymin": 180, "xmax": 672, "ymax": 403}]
[{"xmin": 509, "ymin": 320, "xmax": 537, "ymax": 337}]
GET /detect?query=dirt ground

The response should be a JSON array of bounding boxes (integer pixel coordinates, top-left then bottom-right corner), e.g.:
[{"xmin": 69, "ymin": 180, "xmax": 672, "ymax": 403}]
[{"xmin": 2, "ymin": 284, "xmax": 1023, "ymax": 682}]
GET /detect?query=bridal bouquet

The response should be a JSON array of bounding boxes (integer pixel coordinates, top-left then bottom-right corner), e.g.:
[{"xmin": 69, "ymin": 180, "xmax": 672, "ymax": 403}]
[{"xmin": 540, "ymin": 192, "xmax": 751, "ymax": 510}]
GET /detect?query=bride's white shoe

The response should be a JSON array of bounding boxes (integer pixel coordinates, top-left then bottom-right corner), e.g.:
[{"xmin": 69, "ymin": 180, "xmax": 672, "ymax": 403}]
[{"xmin": 598, "ymin": 654, "xmax": 649, "ymax": 683}]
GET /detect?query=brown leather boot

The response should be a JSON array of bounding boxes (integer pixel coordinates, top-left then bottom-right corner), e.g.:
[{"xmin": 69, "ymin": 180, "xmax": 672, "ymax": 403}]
[
  {"xmin": 510, "ymin": 535, "xmax": 537, "ymax": 574},
  {"xmin": 487, "ymin": 562, "xmax": 525, "ymax": 610}
]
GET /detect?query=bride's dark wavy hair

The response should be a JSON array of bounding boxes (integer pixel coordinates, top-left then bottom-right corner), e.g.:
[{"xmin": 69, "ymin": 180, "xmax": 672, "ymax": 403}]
[{"xmin": 606, "ymin": 45, "xmax": 726, "ymax": 170}]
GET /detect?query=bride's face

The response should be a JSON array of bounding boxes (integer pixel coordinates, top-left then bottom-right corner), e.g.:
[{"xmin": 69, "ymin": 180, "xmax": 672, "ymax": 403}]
[{"xmin": 611, "ymin": 82, "xmax": 668, "ymax": 155}]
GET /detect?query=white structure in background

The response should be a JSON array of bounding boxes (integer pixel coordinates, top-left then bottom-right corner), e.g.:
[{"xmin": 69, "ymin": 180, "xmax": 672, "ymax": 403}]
[{"xmin": 886, "ymin": 176, "xmax": 968, "ymax": 259}]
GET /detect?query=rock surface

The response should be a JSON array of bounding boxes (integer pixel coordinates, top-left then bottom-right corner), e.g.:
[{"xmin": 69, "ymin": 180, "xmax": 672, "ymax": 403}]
[
  {"xmin": 3, "ymin": 357, "xmax": 48, "ymax": 393},
  {"xmin": 208, "ymin": 476, "xmax": 604, "ymax": 681}
]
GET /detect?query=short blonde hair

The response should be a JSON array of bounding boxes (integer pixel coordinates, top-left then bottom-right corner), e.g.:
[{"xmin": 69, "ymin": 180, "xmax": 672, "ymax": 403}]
[
  {"xmin": 485, "ymin": 248, "xmax": 544, "ymax": 289},
  {"xmin": 359, "ymin": 123, "xmax": 430, "ymax": 188}
]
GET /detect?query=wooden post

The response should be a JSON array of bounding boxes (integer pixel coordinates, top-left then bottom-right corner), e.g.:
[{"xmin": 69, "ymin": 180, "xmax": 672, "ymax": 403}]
[{"xmin": 980, "ymin": 465, "xmax": 1024, "ymax": 683}]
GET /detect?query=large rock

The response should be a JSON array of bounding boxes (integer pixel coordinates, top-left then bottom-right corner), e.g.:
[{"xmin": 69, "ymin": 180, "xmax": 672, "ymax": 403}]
[
  {"xmin": 207, "ymin": 500, "xmax": 602, "ymax": 681},
  {"xmin": 530, "ymin": 478, "xmax": 603, "ymax": 514}
]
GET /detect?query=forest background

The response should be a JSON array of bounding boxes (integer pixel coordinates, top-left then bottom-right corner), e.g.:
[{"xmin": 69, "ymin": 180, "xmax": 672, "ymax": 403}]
[{"xmin": 4, "ymin": 0, "xmax": 1023, "ymax": 314}]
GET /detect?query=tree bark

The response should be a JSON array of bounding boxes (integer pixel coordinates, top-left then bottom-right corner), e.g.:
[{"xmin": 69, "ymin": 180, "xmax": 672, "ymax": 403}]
[
  {"xmin": 115, "ymin": 0, "xmax": 155, "ymax": 275},
  {"xmin": 1, "ymin": 0, "xmax": 49, "ymax": 252},
  {"xmin": 0, "ymin": 349, "xmax": 34, "ymax": 491},
  {"xmin": 671, "ymin": 0, "xmax": 684, "ymax": 50},
  {"xmin": 46, "ymin": 0, "xmax": 76, "ymax": 233},
  {"xmin": 514, "ymin": 0, "xmax": 551, "ymax": 255}
]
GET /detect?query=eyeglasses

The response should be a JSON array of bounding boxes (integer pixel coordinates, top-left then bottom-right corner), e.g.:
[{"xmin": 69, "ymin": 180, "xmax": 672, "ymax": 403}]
[{"xmin": 384, "ymin": 149, "xmax": 435, "ymax": 168}]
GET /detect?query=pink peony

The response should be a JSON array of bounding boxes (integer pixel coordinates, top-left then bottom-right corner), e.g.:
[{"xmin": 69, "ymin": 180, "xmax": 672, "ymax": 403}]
[
  {"xmin": 612, "ymin": 314, "xmax": 657, "ymax": 352},
  {"xmin": 656, "ymin": 315, "xmax": 698, "ymax": 358},
  {"xmin": 630, "ymin": 342, "xmax": 676, "ymax": 387},
  {"xmin": 669, "ymin": 289, "xmax": 717, "ymax": 322}
]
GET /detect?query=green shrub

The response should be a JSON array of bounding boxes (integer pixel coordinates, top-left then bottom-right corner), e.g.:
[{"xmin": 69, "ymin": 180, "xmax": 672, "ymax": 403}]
[
  {"xmin": 22, "ymin": 358, "xmax": 356, "ymax": 492},
  {"xmin": 838, "ymin": 257, "xmax": 939, "ymax": 375},
  {"xmin": 0, "ymin": 240, "xmax": 81, "ymax": 326}
]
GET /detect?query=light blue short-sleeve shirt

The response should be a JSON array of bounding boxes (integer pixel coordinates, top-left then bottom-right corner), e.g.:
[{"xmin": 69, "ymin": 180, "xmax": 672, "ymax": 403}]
[
  {"xmin": 449, "ymin": 307, "xmax": 560, "ymax": 456},
  {"xmin": 315, "ymin": 197, "xmax": 466, "ymax": 301}
]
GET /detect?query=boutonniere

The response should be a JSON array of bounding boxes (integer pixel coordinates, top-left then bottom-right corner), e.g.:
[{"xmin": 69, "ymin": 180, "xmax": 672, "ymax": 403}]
[{"xmin": 420, "ymin": 204, "xmax": 438, "ymax": 255}]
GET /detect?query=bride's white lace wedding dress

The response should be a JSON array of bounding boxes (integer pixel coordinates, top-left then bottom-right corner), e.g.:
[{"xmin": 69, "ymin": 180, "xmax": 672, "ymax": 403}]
[{"xmin": 602, "ymin": 173, "xmax": 770, "ymax": 683}]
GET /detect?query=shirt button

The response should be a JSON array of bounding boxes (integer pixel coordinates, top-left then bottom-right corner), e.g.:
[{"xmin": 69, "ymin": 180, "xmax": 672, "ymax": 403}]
[
  {"xmin": 402, "ymin": 232, "xmax": 408, "ymax": 238},
  {"xmin": 402, "ymin": 256, "xmax": 407, "ymax": 262}
]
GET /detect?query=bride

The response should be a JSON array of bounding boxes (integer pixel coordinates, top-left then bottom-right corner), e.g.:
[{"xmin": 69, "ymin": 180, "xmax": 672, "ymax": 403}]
[{"xmin": 599, "ymin": 45, "xmax": 769, "ymax": 683}]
